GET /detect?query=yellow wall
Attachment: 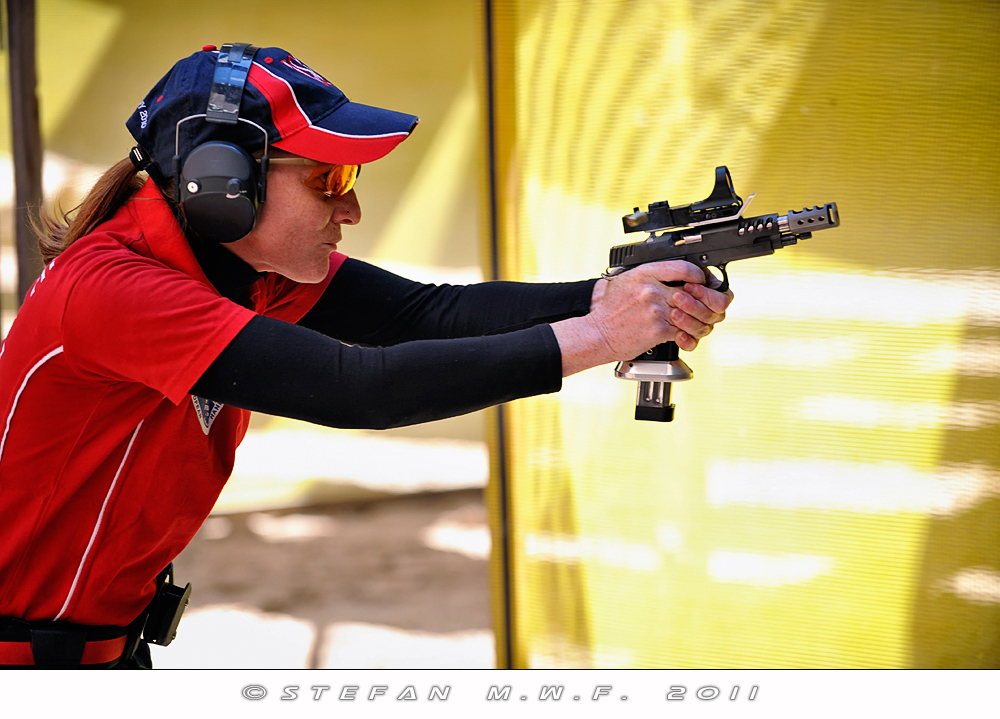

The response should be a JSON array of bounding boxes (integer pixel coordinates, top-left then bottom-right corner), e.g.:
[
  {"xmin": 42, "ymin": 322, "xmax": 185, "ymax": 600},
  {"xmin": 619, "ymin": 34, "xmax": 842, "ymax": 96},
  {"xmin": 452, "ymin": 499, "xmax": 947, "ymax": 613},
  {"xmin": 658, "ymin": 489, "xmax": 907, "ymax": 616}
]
[{"xmin": 488, "ymin": 0, "xmax": 999, "ymax": 668}]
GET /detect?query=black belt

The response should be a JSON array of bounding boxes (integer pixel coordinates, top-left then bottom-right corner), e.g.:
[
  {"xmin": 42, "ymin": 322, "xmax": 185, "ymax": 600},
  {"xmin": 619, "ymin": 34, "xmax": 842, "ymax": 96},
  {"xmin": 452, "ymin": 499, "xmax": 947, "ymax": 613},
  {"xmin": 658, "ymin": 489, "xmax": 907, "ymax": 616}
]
[
  {"xmin": 0, "ymin": 564, "xmax": 191, "ymax": 669},
  {"xmin": 0, "ymin": 617, "xmax": 133, "ymax": 668}
]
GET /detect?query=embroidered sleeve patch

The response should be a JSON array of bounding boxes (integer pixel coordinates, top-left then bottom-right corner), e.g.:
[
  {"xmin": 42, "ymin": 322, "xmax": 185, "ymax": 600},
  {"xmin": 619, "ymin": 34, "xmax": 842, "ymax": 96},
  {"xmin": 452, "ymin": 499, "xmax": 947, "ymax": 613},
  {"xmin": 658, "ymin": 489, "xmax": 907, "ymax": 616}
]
[{"xmin": 191, "ymin": 395, "xmax": 225, "ymax": 435}]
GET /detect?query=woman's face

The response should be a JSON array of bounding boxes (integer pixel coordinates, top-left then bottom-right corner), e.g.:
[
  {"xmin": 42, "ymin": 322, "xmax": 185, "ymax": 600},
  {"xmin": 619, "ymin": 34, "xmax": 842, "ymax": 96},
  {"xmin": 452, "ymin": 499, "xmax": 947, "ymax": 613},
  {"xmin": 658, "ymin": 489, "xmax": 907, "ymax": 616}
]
[{"xmin": 224, "ymin": 160, "xmax": 361, "ymax": 283}]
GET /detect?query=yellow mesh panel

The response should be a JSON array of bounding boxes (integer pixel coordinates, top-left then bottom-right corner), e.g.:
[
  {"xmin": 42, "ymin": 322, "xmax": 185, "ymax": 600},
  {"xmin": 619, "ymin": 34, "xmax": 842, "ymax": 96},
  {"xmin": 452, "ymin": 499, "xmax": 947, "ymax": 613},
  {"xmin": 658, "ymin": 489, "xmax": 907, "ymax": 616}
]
[{"xmin": 488, "ymin": 0, "xmax": 1000, "ymax": 668}]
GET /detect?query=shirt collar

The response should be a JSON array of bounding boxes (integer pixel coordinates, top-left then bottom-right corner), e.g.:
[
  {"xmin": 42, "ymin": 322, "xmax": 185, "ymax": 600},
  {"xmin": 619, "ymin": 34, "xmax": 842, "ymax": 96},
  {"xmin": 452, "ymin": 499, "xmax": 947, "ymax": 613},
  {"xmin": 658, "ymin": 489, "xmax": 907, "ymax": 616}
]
[{"xmin": 127, "ymin": 179, "xmax": 264, "ymax": 303}]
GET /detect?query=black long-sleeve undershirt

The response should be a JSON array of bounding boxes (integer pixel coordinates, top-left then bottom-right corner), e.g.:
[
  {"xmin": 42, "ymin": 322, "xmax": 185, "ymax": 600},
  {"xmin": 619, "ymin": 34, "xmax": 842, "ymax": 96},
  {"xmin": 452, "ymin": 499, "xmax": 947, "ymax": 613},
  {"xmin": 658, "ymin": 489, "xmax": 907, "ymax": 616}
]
[
  {"xmin": 298, "ymin": 258, "xmax": 597, "ymax": 345},
  {"xmin": 191, "ymin": 317, "xmax": 564, "ymax": 429},
  {"xmin": 190, "ymin": 256, "xmax": 597, "ymax": 429}
]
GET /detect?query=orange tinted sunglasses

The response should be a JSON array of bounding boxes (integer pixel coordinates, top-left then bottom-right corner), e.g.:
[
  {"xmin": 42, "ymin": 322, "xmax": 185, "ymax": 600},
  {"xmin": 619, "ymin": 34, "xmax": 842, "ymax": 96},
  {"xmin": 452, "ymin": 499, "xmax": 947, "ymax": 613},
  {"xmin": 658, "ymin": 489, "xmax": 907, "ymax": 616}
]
[{"xmin": 267, "ymin": 158, "xmax": 361, "ymax": 197}]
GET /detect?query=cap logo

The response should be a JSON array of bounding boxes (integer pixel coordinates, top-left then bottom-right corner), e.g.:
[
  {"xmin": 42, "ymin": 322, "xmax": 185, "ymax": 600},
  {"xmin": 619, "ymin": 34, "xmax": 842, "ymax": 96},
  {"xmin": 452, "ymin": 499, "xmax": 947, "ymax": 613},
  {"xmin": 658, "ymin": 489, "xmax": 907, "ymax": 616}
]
[
  {"xmin": 137, "ymin": 100, "xmax": 149, "ymax": 129},
  {"xmin": 280, "ymin": 54, "xmax": 332, "ymax": 86}
]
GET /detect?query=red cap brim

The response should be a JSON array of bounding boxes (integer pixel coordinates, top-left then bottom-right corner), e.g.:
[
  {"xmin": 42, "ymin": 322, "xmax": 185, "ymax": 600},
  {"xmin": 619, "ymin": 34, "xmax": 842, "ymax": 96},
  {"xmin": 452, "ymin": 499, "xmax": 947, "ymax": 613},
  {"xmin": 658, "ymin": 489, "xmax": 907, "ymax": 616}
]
[{"xmin": 250, "ymin": 62, "xmax": 418, "ymax": 165}]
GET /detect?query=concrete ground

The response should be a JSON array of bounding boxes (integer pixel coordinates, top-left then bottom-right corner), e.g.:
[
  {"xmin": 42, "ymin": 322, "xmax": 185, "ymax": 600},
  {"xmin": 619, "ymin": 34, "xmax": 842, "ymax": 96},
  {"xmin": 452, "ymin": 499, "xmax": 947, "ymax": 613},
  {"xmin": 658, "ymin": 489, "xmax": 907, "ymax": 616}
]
[{"xmin": 159, "ymin": 488, "xmax": 495, "ymax": 669}]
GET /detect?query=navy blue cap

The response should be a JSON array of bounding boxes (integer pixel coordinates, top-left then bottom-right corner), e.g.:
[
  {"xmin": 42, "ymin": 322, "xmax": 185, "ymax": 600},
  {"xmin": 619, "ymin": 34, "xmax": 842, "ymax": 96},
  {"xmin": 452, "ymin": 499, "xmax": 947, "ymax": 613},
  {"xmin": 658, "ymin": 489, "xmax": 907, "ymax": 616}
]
[{"xmin": 126, "ymin": 45, "xmax": 419, "ymax": 186}]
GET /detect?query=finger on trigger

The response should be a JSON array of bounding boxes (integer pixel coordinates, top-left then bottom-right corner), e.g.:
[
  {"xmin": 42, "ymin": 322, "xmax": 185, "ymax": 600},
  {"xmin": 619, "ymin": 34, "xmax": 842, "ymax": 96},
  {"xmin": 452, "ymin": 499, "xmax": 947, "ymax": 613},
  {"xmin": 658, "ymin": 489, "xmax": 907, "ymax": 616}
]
[
  {"xmin": 703, "ymin": 266, "xmax": 726, "ymax": 290},
  {"xmin": 646, "ymin": 260, "xmax": 705, "ymax": 285}
]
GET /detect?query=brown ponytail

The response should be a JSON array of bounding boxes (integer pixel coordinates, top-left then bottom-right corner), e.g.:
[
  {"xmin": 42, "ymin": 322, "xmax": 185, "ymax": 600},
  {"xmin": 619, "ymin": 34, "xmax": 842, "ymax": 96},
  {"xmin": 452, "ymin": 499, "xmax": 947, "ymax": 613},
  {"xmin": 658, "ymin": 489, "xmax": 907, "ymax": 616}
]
[{"xmin": 34, "ymin": 158, "xmax": 146, "ymax": 264}]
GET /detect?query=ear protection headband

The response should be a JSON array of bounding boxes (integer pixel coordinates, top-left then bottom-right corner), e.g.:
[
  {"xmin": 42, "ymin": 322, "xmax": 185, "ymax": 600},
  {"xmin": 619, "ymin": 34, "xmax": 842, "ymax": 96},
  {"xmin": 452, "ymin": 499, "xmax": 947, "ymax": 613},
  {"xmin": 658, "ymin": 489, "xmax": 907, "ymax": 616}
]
[{"xmin": 174, "ymin": 43, "xmax": 270, "ymax": 243}]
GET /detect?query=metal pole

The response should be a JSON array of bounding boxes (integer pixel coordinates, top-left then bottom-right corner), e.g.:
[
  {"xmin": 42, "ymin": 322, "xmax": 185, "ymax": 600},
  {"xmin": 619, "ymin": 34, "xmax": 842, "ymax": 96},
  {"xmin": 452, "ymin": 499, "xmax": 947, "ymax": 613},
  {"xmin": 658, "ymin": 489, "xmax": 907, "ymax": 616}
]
[
  {"xmin": 7, "ymin": 0, "xmax": 44, "ymax": 307},
  {"xmin": 483, "ymin": 0, "xmax": 515, "ymax": 670}
]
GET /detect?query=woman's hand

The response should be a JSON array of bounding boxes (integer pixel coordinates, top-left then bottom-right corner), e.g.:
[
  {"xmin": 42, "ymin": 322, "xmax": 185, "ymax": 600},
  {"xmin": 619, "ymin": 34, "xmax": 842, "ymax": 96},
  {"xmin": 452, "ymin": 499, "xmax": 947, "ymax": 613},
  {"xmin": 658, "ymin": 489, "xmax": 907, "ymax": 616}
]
[{"xmin": 551, "ymin": 261, "xmax": 734, "ymax": 377}]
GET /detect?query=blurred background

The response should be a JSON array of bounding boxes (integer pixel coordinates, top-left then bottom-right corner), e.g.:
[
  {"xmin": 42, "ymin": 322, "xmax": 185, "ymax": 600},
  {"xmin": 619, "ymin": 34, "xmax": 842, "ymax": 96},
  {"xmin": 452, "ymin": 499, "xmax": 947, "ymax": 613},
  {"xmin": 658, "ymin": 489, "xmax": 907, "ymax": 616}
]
[{"xmin": 2, "ymin": 0, "xmax": 998, "ymax": 669}]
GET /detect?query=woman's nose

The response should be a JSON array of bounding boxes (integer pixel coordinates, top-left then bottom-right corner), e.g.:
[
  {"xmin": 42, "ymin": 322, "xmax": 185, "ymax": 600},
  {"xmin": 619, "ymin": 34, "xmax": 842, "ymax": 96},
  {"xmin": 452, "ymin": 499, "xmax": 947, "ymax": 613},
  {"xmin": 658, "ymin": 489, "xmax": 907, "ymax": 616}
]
[{"xmin": 333, "ymin": 189, "xmax": 361, "ymax": 225}]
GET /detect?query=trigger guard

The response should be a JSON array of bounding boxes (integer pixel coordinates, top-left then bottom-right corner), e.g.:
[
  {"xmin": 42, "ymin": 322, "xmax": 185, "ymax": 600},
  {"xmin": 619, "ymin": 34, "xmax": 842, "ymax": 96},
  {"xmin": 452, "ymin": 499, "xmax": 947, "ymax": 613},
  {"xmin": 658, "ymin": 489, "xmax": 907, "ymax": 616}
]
[{"xmin": 706, "ymin": 264, "xmax": 729, "ymax": 293}]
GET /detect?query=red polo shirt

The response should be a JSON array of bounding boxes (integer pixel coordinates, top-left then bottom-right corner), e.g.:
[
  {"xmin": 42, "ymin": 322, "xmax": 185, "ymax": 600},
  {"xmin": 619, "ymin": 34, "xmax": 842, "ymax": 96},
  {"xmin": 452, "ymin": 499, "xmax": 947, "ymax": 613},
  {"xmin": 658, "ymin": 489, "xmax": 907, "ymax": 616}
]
[{"xmin": 0, "ymin": 179, "xmax": 345, "ymax": 626}]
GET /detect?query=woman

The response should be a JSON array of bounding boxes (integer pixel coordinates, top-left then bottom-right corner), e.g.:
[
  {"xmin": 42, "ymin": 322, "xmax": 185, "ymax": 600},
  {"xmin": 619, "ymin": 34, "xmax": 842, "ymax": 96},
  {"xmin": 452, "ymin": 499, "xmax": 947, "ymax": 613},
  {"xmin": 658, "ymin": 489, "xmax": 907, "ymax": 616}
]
[{"xmin": 0, "ymin": 44, "xmax": 731, "ymax": 667}]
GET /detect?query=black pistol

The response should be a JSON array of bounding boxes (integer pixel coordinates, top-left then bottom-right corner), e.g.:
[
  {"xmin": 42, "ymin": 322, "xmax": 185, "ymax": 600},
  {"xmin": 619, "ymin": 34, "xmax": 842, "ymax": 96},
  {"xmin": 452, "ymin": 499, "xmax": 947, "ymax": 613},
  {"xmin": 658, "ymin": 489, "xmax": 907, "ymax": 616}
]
[{"xmin": 608, "ymin": 166, "xmax": 840, "ymax": 422}]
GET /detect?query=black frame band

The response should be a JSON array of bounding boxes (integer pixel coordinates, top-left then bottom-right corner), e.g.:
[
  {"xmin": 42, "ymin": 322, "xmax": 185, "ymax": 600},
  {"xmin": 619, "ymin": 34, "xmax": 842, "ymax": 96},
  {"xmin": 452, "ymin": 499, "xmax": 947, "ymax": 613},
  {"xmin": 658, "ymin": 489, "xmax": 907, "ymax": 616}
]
[{"xmin": 206, "ymin": 43, "xmax": 259, "ymax": 125}]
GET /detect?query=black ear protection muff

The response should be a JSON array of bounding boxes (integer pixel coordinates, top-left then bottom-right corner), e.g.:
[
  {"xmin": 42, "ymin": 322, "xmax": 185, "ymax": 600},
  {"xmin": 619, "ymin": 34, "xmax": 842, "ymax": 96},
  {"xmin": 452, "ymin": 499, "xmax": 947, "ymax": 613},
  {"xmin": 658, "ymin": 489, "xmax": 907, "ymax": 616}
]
[{"xmin": 174, "ymin": 43, "xmax": 271, "ymax": 243}]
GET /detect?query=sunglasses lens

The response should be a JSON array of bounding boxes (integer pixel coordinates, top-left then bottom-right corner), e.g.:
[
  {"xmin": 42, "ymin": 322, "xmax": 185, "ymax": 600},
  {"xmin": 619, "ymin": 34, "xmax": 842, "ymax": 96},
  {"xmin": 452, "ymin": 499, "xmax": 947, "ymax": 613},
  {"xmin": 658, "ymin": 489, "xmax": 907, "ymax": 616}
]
[
  {"xmin": 327, "ymin": 164, "xmax": 359, "ymax": 196},
  {"xmin": 304, "ymin": 164, "xmax": 359, "ymax": 196}
]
